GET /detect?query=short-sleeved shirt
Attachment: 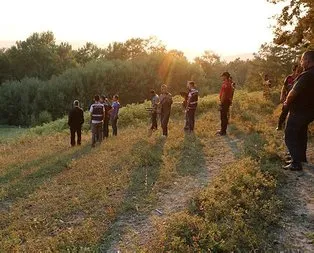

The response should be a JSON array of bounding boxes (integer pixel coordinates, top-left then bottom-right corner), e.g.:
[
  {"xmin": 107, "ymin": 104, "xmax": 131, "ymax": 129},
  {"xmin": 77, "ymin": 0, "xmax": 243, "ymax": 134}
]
[
  {"xmin": 219, "ymin": 80, "xmax": 233, "ymax": 105},
  {"xmin": 290, "ymin": 67, "xmax": 314, "ymax": 113},
  {"xmin": 110, "ymin": 101, "xmax": 120, "ymax": 120},
  {"xmin": 151, "ymin": 95, "xmax": 159, "ymax": 110}
]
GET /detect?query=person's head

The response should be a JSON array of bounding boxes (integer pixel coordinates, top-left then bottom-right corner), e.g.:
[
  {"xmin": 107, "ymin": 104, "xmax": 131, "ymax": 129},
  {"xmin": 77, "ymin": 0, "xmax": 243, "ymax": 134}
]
[
  {"xmin": 113, "ymin": 94, "xmax": 119, "ymax": 101},
  {"xmin": 150, "ymin": 89, "xmax": 156, "ymax": 97},
  {"xmin": 221, "ymin": 72, "xmax": 230, "ymax": 81},
  {"xmin": 161, "ymin": 84, "xmax": 168, "ymax": 93},
  {"xmin": 100, "ymin": 95, "xmax": 106, "ymax": 102},
  {"xmin": 301, "ymin": 50, "xmax": 314, "ymax": 70},
  {"xmin": 94, "ymin": 95, "xmax": 100, "ymax": 102},
  {"xmin": 73, "ymin": 100, "xmax": 79, "ymax": 107},
  {"xmin": 187, "ymin": 81, "xmax": 195, "ymax": 90}
]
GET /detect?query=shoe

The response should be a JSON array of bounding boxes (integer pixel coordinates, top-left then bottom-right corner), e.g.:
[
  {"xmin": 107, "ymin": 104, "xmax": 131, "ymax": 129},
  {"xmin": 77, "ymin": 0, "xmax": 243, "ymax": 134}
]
[
  {"xmin": 276, "ymin": 126, "xmax": 282, "ymax": 131},
  {"xmin": 282, "ymin": 163, "xmax": 302, "ymax": 171},
  {"xmin": 215, "ymin": 131, "xmax": 226, "ymax": 136}
]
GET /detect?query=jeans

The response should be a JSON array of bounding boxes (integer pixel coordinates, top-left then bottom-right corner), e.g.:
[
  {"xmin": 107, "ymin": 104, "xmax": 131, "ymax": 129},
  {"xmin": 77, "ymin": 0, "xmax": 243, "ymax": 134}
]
[
  {"xmin": 103, "ymin": 116, "xmax": 109, "ymax": 138},
  {"xmin": 161, "ymin": 110, "xmax": 171, "ymax": 136},
  {"xmin": 220, "ymin": 103, "xmax": 230, "ymax": 134},
  {"xmin": 151, "ymin": 112, "xmax": 158, "ymax": 130},
  {"xmin": 92, "ymin": 122, "xmax": 103, "ymax": 146},
  {"xmin": 285, "ymin": 111, "xmax": 314, "ymax": 165},
  {"xmin": 187, "ymin": 109, "xmax": 196, "ymax": 131},
  {"xmin": 70, "ymin": 126, "xmax": 81, "ymax": 146},
  {"xmin": 112, "ymin": 117, "xmax": 118, "ymax": 136}
]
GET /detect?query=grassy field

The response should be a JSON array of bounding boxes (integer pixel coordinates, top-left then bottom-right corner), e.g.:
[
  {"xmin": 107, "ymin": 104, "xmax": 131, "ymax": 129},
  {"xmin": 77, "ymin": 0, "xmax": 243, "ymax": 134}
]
[
  {"xmin": 0, "ymin": 126, "xmax": 28, "ymax": 142},
  {"xmin": 0, "ymin": 90, "xmax": 311, "ymax": 252}
]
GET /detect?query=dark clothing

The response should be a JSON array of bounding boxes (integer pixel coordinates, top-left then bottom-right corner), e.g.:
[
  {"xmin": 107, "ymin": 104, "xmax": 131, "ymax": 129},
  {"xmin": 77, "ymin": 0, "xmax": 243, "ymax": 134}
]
[
  {"xmin": 161, "ymin": 111, "xmax": 171, "ymax": 136},
  {"xmin": 285, "ymin": 66, "xmax": 314, "ymax": 166},
  {"xmin": 187, "ymin": 109, "xmax": 196, "ymax": 131},
  {"xmin": 285, "ymin": 112, "xmax": 313, "ymax": 166},
  {"xmin": 70, "ymin": 126, "xmax": 81, "ymax": 146},
  {"xmin": 151, "ymin": 112, "xmax": 158, "ymax": 130},
  {"xmin": 187, "ymin": 88, "xmax": 198, "ymax": 110},
  {"xmin": 283, "ymin": 75, "xmax": 295, "ymax": 96},
  {"xmin": 68, "ymin": 107, "xmax": 84, "ymax": 128},
  {"xmin": 290, "ymin": 67, "xmax": 314, "ymax": 113},
  {"xmin": 68, "ymin": 107, "xmax": 84, "ymax": 146},
  {"xmin": 92, "ymin": 122, "xmax": 103, "ymax": 146},
  {"xmin": 102, "ymin": 101, "xmax": 112, "ymax": 138},
  {"xmin": 278, "ymin": 105, "xmax": 289, "ymax": 129},
  {"xmin": 90, "ymin": 103, "xmax": 104, "ymax": 122},
  {"xmin": 159, "ymin": 92, "xmax": 173, "ymax": 136},
  {"xmin": 220, "ymin": 103, "xmax": 230, "ymax": 134},
  {"xmin": 112, "ymin": 117, "xmax": 118, "ymax": 136}
]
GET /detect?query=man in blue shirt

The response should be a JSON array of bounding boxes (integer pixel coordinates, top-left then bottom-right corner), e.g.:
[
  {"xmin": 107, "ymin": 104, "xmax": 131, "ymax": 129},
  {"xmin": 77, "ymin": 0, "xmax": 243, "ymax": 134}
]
[
  {"xmin": 283, "ymin": 51, "xmax": 314, "ymax": 171},
  {"xmin": 110, "ymin": 94, "xmax": 120, "ymax": 136}
]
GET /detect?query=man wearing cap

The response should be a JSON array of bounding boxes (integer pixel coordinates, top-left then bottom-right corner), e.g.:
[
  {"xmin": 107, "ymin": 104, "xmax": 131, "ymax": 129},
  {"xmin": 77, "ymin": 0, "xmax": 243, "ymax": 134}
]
[
  {"xmin": 68, "ymin": 100, "xmax": 84, "ymax": 146},
  {"xmin": 217, "ymin": 72, "xmax": 233, "ymax": 136}
]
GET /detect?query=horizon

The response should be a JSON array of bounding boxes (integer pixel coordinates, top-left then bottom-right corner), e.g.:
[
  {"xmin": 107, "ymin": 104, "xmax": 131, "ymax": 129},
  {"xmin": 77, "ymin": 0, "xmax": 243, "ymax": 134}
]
[{"xmin": 0, "ymin": 0, "xmax": 285, "ymax": 60}]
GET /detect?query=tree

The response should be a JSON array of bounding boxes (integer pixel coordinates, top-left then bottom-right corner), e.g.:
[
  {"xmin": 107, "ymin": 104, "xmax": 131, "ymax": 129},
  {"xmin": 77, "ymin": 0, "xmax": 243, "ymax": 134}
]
[{"xmin": 269, "ymin": 0, "xmax": 314, "ymax": 48}]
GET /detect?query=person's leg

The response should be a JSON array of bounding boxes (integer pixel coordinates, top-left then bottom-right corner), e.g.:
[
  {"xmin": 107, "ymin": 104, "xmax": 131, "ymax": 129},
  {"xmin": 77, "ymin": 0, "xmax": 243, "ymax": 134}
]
[
  {"xmin": 103, "ymin": 117, "xmax": 109, "ymax": 138},
  {"xmin": 70, "ymin": 128, "xmax": 76, "ymax": 146},
  {"xmin": 152, "ymin": 112, "xmax": 158, "ymax": 130},
  {"xmin": 161, "ymin": 112, "xmax": 170, "ymax": 136},
  {"xmin": 278, "ymin": 105, "xmax": 289, "ymax": 129},
  {"xmin": 188, "ymin": 109, "xmax": 195, "ymax": 132},
  {"xmin": 285, "ymin": 113, "xmax": 303, "ymax": 168},
  {"xmin": 91, "ymin": 123, "xmax": 96, "ymax": 147},
  {"xmin": 112, "ymin": 119, "xmax": 118, "ymax": 136},
  {"xmin": 77, "ymin": 126, "xmax": 82, "ymax": 145},
  {"xmin": 98, "ymin": 123, "xmax": 103, "ymax": 142},
  {"xmin": 184, "ymin": 110, "xmax": 189, "ymax": 130},
  {"xmin": 220, "ymin": 104, "xmax": 229, "ymax": 134}
]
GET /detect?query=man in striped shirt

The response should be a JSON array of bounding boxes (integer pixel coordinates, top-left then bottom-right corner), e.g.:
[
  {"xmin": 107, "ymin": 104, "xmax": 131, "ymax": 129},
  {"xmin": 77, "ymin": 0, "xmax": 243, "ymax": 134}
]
[
  {"xmin": 89, "ymin": 95, "xmax": 105, "ymax": 147},
  {"xmin": 186, "ymin": 81, "xmax": 198, "ymax": 133}
]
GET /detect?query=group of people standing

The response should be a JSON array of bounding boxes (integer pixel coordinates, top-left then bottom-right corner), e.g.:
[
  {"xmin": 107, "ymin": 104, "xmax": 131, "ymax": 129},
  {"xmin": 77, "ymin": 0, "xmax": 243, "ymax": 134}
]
[
  {"xmin": 67, "ymin": 49, "xmax": 314, "ymax": 172},
  {"xmin": 68, "ymin": 94, "xmax": 120, "ymax": 147}
]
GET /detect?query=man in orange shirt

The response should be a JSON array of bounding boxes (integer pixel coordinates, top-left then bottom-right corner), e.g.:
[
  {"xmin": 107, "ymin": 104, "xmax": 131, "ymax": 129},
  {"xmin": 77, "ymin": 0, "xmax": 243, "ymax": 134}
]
[{"xmin": 216, "ymin": 72, "xmax": 233, "ymax": 136}]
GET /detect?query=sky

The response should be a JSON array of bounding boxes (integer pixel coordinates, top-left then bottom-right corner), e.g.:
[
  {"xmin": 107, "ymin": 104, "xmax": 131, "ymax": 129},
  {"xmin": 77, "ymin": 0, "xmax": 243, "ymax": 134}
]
[{"xmin": 0, "ymin": 0, "xmax": 285, "ymax": 60}]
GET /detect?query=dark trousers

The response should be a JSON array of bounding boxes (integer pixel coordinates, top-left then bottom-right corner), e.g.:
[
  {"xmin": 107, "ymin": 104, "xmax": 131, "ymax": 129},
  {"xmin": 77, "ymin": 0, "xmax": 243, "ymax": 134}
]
[
  {"xmin": 161, "ymin": 111, "xmax": 171, "ymax": 136},
  {"xmin": 187, "ymin": 109, "xmax": 196, "ymax": 131},
  {"xmin": 278, "ymin": 105, "xmax": 289, "ymax": 128},
  {"xmin": 92, "ymin": 122, "xmax": 103, "ymax": 146},
  {"xmin": 70, "ymin": 126, "xmax": 81, "ymax": 146},
  {"xmin": 151, "ymin": 112, "xmax": 158, "ymax": 130},
  {"xmin": 285, "ymin": 112, "xmax": 314, "ymax": 166},
  {"xmin": 103, "ymin": 116, "xmax": 109, "ymax": 138},
  {"xmin": 184, "ymin": 110, "xmax": 189, "ymax": 130},
  {"xmin": 220, "ymin": 104, "xmax": 230, "ymax": 134},
  {"xmin": 112, "ymin": 118, "xmax": 118, "ymax": 136}
]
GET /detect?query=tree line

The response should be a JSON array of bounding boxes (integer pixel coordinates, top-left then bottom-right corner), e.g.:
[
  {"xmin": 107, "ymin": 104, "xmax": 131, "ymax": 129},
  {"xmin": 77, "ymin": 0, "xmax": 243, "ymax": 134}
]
[{"xmin": 1, "ymin": 0, "xmax": 313, "ymax": 127}]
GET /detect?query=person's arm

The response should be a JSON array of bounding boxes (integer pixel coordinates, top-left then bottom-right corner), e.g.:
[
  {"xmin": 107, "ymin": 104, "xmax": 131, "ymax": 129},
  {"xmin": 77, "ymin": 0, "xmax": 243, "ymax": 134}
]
[
  {"xmin": 284, "ymin": 74, "xmax": 307, "ymax": 107},
  {"xmin": 280, "ymin": 85, "xmax": 286, "ymax": 103},
  {"xmin": 68, "ymin": 110, "xmax": 72, "ymax": 126},
  {"xmin": 80, "ymin": 109, "xmax": 84, "ymax": 125},
  {"xmin": 284, "ymin": 89, "xmax": 297, "ymax": 107}
]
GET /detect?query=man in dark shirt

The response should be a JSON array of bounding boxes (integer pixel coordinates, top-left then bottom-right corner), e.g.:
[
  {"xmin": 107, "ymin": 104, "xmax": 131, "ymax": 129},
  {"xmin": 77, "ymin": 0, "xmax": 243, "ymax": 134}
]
[
  {"xmin": 68, "ymin": 100, "xmax": 84, "ymax": 146},
  {"xmin": 100, "ymin": 95, "xmax": 112, "ymax": 139},
  {"xmin": 276, "ymin": 65, "xmax": 301, "ymax": 130},
  {"xmin": 186, "ymin": 81, "xmax": 199, "ymax": 133},
  {"xmin": 283, "ymin": 50, "xmax": 314, "ymax": 171},
  {"xmin": 159, "ymin": 84, "xmax": 173, "ymax": 137}
]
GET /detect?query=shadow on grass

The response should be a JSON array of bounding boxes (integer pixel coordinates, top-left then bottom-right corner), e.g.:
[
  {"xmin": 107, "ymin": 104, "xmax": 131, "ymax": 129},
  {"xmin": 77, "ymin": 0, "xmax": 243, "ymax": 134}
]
[
  {"xmin": 0, "ymin": 144, "xmax": 92, "ymax": 202},
  {"xmin": 98, "ymin": 137, "xmax": 166, "ymax": 252},
  {"xmin": 176, "ymin": 133, "xmax": 206, "ymax": 176}
]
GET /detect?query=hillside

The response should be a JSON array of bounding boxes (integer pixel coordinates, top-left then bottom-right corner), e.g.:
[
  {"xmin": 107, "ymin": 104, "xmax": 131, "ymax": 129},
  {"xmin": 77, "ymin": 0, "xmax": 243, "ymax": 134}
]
[{"xmin": 0, "ymin": 91, "xmax": 313, "ymax": 252}]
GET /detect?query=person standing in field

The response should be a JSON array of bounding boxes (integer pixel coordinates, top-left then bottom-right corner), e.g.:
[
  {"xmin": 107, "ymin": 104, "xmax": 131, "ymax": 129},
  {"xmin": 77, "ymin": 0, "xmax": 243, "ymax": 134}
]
[
  {"xmin": 283, "ymin": 50, "xmax": 314, "ymax": 171},
  {"xmin": 263, "ymin": 74, "xmax": 272, "ymax": 99},
  {"xmin": 186, "ymin": 81, "xmax": 199, "ymax": 133},
  {"xmin": 276, "ymin": 65, "xmax": 302, "ymax": 130},
  {"xmin": 68, "ymin": 100, "xmax": 84, "ymax": 147},
  {"xmin": 100, "ymin": 95, "xmax": 112, "ymax": 139},
  {"xmin": 89, "ymin": 95, "xmax": 104, "ymax": 147},
  {"xmin": 148, "ymin": 89, "xmax": 159, "ymax": 136},
  {"xmin": 159, "ymin": 84, "xmax": 173, "ymax": 137},
  {"xmin": 110, "ymin": 94, "xmax": 120, "ymax": 136},
  {"xmin": 216, "ymin": 72, "xmax": 233, "ymax": 136}
]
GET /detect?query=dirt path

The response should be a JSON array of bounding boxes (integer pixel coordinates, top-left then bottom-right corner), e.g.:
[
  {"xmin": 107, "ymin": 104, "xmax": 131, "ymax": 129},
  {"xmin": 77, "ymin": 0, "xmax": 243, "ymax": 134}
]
[
  {"xmin": 276, "ymin": 147, "xmax": 314, "ymax": 252},
  {"xmin": 105, "ymin": 136, "xmax": 238, "ymax": 252}
]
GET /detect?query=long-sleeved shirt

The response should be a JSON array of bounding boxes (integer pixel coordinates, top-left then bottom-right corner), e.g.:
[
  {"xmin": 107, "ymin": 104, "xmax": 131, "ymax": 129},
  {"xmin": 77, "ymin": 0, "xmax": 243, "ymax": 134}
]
[
  {"xmin": 68, "ymin": 106, "xmax": 84, "ymax": 127},
  {"xmin": 187, "ymin": 88, "xmax": 198, "ymax": 110},
  {"xmin": 219, "ymin": 80, "xmax": 233, "ymax": 105}
]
